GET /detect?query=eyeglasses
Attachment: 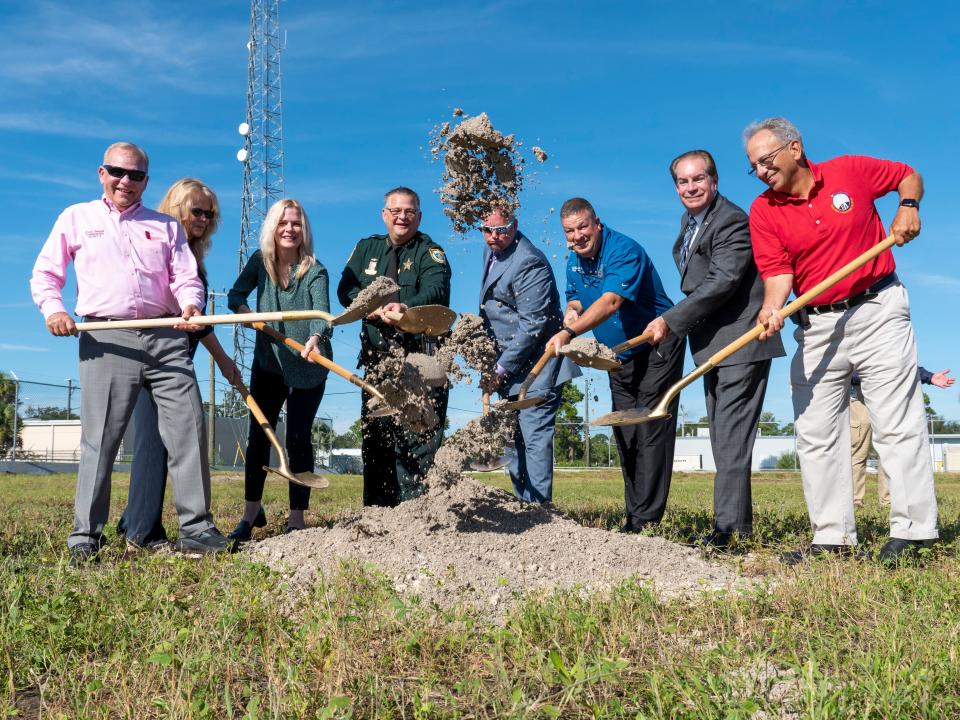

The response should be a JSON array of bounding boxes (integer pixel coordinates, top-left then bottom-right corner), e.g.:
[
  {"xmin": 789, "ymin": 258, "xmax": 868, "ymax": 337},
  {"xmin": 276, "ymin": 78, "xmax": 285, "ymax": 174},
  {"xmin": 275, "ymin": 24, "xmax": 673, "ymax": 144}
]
[
  {"xmin": 102, "ymin": 164, "xmax": 147, "ymax": 182},
  {"xmin": 480, "ymin": 221, "xmax": 514, "ymax": 235},
  {"xmin": 747, "ymin": 143, "xmax": 789, "ymax": 176},
  {"xmin": 384, "ymin": 208, "xmax": 419, "ymax": 218},
  {"xmin": 190, "ymin": 207, "xmax": 216, "ymax": 220}
]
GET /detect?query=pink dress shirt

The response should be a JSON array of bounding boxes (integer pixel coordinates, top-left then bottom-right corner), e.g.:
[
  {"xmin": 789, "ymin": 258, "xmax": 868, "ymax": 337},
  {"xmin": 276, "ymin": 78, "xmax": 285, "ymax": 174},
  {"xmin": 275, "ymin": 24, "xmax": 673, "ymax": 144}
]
[{"xmin": 31, "ymin": 196, "xmax": 204, "ymax": 320}]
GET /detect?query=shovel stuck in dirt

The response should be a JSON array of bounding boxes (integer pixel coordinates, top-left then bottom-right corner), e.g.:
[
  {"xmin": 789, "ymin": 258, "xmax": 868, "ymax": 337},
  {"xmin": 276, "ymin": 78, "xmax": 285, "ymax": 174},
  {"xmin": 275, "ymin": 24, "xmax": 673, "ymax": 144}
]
[
  {"xmin": 594, "ymin": 234, "xmax": 901, "ymax": 427},
  {"xmin": 468, "ymin": 392, "xmax": 510, "ymax": 472},
  {"xmin": 232, "ymin": 375, "xmax": 330, "ymax": 489},
  {"xmin": 380, "ymin": 305, "xmax": 458, "ymax": 336}
]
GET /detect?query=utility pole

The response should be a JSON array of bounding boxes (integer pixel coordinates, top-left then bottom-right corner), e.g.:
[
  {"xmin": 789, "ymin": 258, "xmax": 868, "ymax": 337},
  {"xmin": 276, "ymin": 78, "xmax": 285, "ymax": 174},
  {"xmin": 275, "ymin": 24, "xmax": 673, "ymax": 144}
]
[
  {"xmin": 66, "ymin": 378, "xmax": 74, "ymax": 419},
  {"xmin": 583, "ymin": 376, "xmax": 591, "ymax": 467},
  {"xmin": 208, "ymin": 290, "xmax": 217, "ymax": 465},
  {"xmin": 9, "ymin": 370, "xmax": 18, "ymax": 460}
]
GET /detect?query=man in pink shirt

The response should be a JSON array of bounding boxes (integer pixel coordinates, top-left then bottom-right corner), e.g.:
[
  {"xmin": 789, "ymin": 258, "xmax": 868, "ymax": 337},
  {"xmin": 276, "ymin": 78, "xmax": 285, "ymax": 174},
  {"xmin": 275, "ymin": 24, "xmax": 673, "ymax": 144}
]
[{"xmin": 31, "ymin": 142, "xmax": 229, "ymax": 561}]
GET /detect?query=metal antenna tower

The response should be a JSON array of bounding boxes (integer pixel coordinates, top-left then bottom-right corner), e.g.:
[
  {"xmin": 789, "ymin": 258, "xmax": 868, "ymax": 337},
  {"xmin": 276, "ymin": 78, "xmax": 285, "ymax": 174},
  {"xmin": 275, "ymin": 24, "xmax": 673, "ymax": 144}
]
[{"xmin": 234, "ymin": 0, "xmax": 285, "ymax": 382}]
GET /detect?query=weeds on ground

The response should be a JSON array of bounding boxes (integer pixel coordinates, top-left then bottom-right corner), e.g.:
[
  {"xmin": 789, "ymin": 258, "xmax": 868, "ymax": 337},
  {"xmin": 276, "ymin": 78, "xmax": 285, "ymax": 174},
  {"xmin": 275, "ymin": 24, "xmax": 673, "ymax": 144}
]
[{"xmin": 2, "ymin": 471, "xmax": 959, "ymax": 717}]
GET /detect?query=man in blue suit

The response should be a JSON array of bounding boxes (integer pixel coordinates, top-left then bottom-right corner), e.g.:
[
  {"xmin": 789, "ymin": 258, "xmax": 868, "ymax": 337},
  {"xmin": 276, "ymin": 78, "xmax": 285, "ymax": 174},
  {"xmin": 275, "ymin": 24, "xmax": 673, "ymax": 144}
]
[{"xmin": 479, "ymin": 207, "xmax": 581, "ymax": 503}]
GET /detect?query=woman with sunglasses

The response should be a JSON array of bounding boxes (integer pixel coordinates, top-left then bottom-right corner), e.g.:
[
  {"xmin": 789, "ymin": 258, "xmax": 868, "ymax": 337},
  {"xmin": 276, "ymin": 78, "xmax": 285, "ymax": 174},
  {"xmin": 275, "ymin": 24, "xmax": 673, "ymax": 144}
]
[
  {"xmin": 118, "ymin": 178, "xmax": 240, "ymax": 549},
  {"xmin": 227, "ymin": 198, "xmax": 332, "ymax": 539}
]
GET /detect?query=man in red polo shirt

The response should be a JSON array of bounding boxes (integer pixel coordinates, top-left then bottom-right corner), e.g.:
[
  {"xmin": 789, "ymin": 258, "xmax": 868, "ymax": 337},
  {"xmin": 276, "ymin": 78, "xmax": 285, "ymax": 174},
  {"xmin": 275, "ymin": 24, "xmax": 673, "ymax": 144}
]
[{"xmin": 744, "ymin": 117, "xmax": 937, "ymax": 565}]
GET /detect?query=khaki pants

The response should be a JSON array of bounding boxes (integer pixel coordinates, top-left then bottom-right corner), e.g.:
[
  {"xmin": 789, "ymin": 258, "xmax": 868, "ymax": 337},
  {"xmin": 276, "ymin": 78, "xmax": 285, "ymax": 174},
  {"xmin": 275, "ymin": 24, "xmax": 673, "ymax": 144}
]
[
  {"xmin": 850, "ymin": 396, "xmax": 890, "ymax": 507},
  {"xmin": 791, "ymin": 281, "xmax": 937, "ymax": 545}
]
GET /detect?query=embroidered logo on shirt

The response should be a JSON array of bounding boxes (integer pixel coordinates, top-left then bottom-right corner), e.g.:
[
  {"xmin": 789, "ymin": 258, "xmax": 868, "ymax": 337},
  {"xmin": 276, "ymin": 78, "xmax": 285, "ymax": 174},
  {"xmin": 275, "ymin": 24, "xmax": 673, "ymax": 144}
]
[
  {"xmin": 145, "ymin": 231, "xmax": 152, "ymax": 240},
  {"xmin": 429, "ymin": 248, "xmax": 446, "ymax": 265},
  {"xmin": 84, "ymin": 229, "xmax": 105, "ymax": 238},
  {"xmin": 831, "ymin": 192, "xmax": 853, "ymax": 213}
]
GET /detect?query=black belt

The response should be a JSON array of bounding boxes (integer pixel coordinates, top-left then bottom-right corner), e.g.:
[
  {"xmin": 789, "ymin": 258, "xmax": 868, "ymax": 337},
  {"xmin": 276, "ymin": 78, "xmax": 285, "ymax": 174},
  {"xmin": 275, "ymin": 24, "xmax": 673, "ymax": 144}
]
[{"xmin": 807, "ymin": 273, "xmax": 898, "ymax": 315}]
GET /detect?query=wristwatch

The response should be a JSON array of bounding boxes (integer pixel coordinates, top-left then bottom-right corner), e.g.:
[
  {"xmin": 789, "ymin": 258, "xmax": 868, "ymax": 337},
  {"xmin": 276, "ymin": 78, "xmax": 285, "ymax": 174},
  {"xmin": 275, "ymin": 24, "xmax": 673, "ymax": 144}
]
[
  {"xmin": 562, "ymin": 324, "xmax": 578, "ymax": 339},
  {"xmin": 899, "ymin": 198, "xmax": 920, "ymax": 210}
]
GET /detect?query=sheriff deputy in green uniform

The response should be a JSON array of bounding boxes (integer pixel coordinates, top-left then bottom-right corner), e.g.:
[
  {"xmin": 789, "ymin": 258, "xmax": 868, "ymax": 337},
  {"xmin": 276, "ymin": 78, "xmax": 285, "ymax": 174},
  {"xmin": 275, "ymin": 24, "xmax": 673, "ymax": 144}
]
[{"xmin": 337, "ymin": 186, "xmax": 452, "ymax": 506}]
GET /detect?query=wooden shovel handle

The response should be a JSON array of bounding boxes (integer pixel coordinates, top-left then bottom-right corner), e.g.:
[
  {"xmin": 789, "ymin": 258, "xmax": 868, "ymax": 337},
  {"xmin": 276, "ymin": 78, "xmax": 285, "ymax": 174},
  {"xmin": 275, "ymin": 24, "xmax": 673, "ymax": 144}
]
[
  {"xmin": 611, "ymin": 331, "xmax": 655, "ymax": 354},
  {"xmin": 517, "ymin": 348, "xmax": 556, "ymax": 400},
  {"xmin": 76, "ymin": 309, "xmax": 334, "ymax": 332},
  {"xmin": 249, "ymin": 321, "xmax": 388, "ymax": 403},
  {"xmin": 704, "ymin": 234, "xmax": 898, "ymax": 368},
  {"xmin": 231, "ymin": 376, "xmax": 286, "ymax": 460},
  {"xmin": 482, "ymin": 391, "xmax": 490, "ymax": 416}
]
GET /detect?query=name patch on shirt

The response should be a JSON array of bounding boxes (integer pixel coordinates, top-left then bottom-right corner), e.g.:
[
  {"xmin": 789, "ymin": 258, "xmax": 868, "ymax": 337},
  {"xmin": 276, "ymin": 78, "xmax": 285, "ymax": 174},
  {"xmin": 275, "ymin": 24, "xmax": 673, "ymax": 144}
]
[
  {"xmin": 84, "ymin": 229, "xmax": 105, "ymax": 238},
  {"xmin": 364, "ymin": 258, "xmax": 378, "ymax": 276}
]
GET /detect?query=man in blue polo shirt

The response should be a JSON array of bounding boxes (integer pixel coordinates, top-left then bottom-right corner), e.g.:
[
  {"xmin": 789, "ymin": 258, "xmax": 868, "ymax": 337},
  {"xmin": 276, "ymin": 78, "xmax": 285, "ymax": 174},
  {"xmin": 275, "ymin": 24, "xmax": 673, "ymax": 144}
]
[{"xmin": 546, "ymin": 197, "xmax": 685, "ymax": 532}]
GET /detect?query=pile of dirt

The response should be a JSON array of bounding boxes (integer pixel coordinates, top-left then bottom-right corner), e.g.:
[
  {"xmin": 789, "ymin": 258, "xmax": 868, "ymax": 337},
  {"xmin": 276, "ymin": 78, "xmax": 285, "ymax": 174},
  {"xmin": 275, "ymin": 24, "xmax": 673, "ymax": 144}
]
[
  {"xmin": 247, "ymin": 478, "xmax": 745, "ymax": 620},
  {"xmin": 437, "ymin": 312, "xmax": 497, "ymax": 383},
  {"xmin": 563, "ymin": 337, "xmax": 618, "ymax": 361},
  {"xmin": 347, "ymin": 275, "xmax": 399, "ymax": 314},
  {"xmin": 430, "ymin": 111, "xmax": 525, "ymax": 234}
]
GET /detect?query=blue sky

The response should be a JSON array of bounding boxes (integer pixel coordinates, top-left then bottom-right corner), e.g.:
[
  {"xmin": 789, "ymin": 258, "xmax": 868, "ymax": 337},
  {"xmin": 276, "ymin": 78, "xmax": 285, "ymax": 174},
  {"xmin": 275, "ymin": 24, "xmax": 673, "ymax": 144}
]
[{"xmin": 2, "ymin": 0, "xmax": 958, "ymax": 433}]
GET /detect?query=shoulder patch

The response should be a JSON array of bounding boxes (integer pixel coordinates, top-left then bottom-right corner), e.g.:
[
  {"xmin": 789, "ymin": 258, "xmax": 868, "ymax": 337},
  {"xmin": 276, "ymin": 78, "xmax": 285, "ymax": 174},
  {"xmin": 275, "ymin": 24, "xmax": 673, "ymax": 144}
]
[{"xmin": 429, "ymin": 248, "xmax": 446, "ymax": 265}]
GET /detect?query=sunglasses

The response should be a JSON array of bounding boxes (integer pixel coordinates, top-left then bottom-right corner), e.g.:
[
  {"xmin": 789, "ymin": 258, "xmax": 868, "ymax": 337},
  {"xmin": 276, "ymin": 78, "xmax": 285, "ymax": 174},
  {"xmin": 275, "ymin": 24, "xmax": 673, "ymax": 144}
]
[
  {"xmin": 102, "ymin": 164, "xmax": 147, "ymax": 182},
  {"xmin": 190, "ymin": 207, "xmax": 216, "ymax": 220},
  {"xmin": 480, "ymin": 221, "xmax": 514, "ymax": 235}
]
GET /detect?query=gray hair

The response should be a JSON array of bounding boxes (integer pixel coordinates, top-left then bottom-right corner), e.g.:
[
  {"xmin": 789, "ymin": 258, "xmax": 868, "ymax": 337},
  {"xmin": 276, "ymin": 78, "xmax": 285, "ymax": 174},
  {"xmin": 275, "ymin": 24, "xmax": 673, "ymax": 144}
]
[
  {"xmin": 103, "ymin": 142, "xmax": 149, "ymax": 170},
  {"xmin": 742, "ymin": 117, "xmax": 802, "ymax": 148}
]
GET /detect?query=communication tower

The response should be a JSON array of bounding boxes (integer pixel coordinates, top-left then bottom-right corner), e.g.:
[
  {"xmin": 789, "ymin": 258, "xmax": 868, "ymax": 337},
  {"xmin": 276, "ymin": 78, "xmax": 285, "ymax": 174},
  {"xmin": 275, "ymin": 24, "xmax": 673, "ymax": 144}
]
[{"xmin": 234, "ymin": 0, "xmax": 285, "ymax": 379}]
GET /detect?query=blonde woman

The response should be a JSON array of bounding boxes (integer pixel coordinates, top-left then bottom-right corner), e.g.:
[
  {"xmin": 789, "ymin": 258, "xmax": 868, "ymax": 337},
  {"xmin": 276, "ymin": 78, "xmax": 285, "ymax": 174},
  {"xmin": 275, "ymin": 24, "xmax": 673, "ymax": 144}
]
[
  {"xmin": 118, "ymin": 178, "xmax": 239, "ymax": 549},
  {"xmin": 227, "ymin": 199, "xmax": 332, "ymax": 539}
]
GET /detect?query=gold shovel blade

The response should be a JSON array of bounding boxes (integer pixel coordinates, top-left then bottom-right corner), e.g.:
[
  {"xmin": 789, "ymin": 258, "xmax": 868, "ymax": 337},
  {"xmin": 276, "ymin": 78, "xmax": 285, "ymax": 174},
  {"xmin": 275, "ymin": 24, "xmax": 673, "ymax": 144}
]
[
  {"xmin": 592, "ymin": 407, "xmax": 671, "ymax": 427},
  {"xmin": 264, "ymin": 466, "xmax": 332, "ymax": 489},
  {"xmin": 495, "ymin": 396, "xmax": 547, "ymax": 411},
  {"xmin": 398, "ymin": 305, "xmax": 457, "ymax": 335},
  {"xmin": 560, "ymin": 348, "xmax": 623, "ymax": 371}
]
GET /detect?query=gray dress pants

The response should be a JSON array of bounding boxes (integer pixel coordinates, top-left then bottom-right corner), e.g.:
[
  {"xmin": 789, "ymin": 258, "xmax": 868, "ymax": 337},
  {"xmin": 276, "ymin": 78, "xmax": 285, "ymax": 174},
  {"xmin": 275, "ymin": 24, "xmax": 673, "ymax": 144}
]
[{"xmin": 69, "ymin": 326, "xmax": 213, "ymax": 548}]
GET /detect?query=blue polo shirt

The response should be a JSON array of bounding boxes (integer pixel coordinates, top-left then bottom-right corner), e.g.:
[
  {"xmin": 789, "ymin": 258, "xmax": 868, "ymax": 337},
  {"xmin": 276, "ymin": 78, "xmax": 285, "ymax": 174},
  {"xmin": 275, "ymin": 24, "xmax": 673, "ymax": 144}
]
[{"xmin": 565, "ymin": 225, "xmax": 673, "ymax": 358}]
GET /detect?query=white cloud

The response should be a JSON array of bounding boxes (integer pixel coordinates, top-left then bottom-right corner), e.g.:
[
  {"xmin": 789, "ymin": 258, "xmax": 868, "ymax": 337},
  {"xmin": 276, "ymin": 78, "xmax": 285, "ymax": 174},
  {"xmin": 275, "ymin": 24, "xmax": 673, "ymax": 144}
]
[{"xmin": 0, "ymin": 344, "xmax": 48, "ymax": 352}]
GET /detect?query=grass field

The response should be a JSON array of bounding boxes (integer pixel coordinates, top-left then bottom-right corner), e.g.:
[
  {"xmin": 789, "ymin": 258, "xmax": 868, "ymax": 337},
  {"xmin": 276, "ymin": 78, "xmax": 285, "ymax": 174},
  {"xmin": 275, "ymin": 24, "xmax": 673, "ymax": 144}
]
[{"xmin": 3, "ymin": 469, "xmax": 960, "ymax": 718}]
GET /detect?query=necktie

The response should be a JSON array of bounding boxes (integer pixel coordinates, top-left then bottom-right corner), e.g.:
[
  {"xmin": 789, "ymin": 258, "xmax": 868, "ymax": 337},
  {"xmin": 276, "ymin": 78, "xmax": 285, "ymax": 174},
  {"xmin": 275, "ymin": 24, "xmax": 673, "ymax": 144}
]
[
  {"xmin": 484, "ymin": 253, "xmax": 497, "ymax": 283},
  {"xmin": 384, "ymin": 245, "xmax": 400, "ymax": 304},
  {"xmin": 679, "ymin": 215, "xmax": 697, "ymax": 271}
]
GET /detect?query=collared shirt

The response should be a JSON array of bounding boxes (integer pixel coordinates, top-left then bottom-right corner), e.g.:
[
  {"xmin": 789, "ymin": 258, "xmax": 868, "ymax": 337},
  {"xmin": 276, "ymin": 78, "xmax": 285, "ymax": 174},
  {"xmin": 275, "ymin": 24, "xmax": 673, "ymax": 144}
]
[
  {"xmin": 565, "ymin": 225, "xmax": 673, "ymax": 357},
  {"xmin": 31, "ymin": 196, "xmax": 204, "ymax": 319},
  {"xmin": 749, "ymin": 156, "xmax": 912, "ymax": 305}
]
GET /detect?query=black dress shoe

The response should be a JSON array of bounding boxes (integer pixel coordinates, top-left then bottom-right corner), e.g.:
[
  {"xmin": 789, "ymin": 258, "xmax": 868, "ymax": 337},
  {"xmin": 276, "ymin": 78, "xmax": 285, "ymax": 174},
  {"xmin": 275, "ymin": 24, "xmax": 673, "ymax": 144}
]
[
  {"xmin": 69, "ymin": 542, "xmax": 100, "ymax": 566},
  {"xmin": 174, "ymin": 527, "xmax": 230, "ymax": 554},
  {"xmin": 878, "ymin": 538, "xmax": 926, "ymax": 566},
  {"xmin": 779, "ymin": 543, "xmax": 857, "ymax": 566},
  {"xmin": 283, "ymin": 525, "xmax": 303, "ymax": 535},
  {"xmin": 227, "ymin": 506, "xmax": 267, "ymax": 542},
  {"xmin": 697, "ymin": 530, "xmax": 733, "ymax": 548}
]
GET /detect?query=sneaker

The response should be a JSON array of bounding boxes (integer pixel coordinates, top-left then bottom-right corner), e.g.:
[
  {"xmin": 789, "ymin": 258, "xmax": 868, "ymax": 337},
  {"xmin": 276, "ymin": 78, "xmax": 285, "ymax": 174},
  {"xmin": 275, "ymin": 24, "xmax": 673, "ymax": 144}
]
[
  {"xmin": 174, "ymin": 527, "xmax": 230, "ymax": 554},
  {"xmin": 69, "ymin": 542, "xmax": 101, "ymax": 566}
]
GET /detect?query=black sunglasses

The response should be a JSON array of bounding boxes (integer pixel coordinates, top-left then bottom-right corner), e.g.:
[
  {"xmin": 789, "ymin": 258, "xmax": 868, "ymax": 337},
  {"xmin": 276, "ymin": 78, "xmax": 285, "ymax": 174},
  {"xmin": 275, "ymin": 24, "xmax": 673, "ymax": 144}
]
[
  {"xmin": 190, "ymin": 207, "xmax": 216, "ymax": 220},
  {"xmin": 102, "ymin": 164, "xmax": 147, "ymax": 182}
]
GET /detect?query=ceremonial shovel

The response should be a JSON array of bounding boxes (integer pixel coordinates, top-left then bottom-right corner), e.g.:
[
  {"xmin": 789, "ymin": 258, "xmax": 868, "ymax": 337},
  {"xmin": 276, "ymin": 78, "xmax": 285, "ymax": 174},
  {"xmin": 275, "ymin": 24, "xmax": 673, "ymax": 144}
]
[
  {"xmin": 231, "ymin": 376, "xmax": 330, "ymax": 489},
  {"xmin": 77, "ymin": 308, "xmax": 366, "ymax": 333},
  {"xmin": 468, "ymin": 392, "xmax": 510, "ymax": 472},
  {"xmin": 594, "ymin": 234, "xmax": 900, "ymax": 427},
  {"xmin": 380, "ymin": 305, "xmax": 458, "ymax": 335},
  {"xmin": 249, "ymin": 322, "xmax": 396, "ymax": 416}
]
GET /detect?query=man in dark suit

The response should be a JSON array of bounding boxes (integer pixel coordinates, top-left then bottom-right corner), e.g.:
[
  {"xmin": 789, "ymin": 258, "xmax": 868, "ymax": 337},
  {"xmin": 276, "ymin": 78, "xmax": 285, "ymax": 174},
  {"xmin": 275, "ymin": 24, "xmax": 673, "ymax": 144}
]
[
  {"xmin": 644, "ymin": 150, "xmax": 785, "ymax": 546},
  {"xmin": 479, "ymin": 208, "xmax": 580, "ymax": 502}
]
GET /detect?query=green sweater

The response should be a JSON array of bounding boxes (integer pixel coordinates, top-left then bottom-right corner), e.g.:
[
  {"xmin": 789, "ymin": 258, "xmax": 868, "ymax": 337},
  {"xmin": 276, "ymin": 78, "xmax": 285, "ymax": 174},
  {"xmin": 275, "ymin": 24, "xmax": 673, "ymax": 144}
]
[{"xmin": 228, "ymin": 250, "xmax": 332, "ymax": 389}]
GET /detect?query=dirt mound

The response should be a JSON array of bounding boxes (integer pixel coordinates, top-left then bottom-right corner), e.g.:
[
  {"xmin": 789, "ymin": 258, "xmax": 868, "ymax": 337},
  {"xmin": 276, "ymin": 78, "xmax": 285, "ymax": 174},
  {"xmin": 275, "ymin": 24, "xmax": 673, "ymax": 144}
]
[{"xmin": 247, "ymin": 478, "xmax": 745, "ymax": 620}]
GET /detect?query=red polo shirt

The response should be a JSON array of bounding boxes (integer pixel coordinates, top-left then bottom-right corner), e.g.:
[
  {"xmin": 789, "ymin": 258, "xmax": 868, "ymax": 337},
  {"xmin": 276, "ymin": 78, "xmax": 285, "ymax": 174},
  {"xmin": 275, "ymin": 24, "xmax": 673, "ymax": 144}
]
[{"xmin": 749, "ymin": 155, "xmax": 913, "ymax": 305}]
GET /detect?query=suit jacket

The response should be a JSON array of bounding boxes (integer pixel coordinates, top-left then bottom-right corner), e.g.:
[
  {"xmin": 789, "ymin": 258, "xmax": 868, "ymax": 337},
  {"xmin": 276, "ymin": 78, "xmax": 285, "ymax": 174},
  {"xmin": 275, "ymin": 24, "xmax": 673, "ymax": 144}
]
[
  {"xmin": 661, "ymin": 194, "xmax": 785, "ymax": 366},
  {"xmin": 480, "ymin": 231, "xmax": 581, "ymax": 396}
]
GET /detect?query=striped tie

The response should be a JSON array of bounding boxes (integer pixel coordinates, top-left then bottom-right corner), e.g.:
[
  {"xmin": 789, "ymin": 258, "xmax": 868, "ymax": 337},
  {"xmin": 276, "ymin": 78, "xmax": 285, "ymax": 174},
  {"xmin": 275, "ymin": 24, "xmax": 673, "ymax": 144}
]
[{"xmin": 679, "ymin": 215, "xmax": 698, "ymax": 271}]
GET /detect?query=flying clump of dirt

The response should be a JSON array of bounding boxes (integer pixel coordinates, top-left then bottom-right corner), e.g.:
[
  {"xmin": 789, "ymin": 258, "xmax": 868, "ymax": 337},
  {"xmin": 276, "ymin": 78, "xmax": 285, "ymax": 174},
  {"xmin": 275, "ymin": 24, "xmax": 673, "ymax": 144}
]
[
  {"xmin": 365, "ymin": 343, "xmax": 439, "ymax": 435},
  {"xmin": 531, "ymin": 146, "xmax": 548, "ymax": 163},
  {"xmin": 430, "ymin": 111, "xmax": 525, "ymax": 234},
  {"xmin": 425, "ymin": 409, "xmax": 516, "ymax": 488},
  {"xmin": 436, "ymin": 313, "xmax": 498, "ymax": 383}
]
